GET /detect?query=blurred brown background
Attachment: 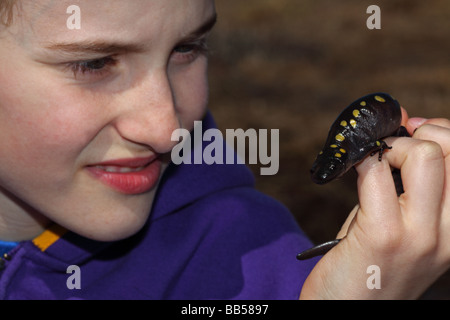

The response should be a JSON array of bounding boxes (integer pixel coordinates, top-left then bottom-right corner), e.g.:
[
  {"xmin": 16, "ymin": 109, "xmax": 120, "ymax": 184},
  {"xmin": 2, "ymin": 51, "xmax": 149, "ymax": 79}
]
[{"xmin": 208, "ymin": 0, "xmax": 450, "ymax": 299}]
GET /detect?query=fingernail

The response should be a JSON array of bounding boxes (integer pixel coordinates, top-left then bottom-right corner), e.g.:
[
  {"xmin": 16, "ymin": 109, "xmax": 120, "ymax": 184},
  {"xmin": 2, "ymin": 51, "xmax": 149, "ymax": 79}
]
[
  {"xmin": 409, "ymin": 117, "xmax": 428, "ymax": 134},
  {"xmin": 408, "ymin": 117, "xmax": 427, "ymax": 128}
]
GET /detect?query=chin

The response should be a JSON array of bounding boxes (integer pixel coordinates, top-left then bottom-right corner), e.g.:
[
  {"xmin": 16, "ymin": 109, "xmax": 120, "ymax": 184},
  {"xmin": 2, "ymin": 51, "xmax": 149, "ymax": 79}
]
[
  {"xmin": 78, "ymin": 218, "xmax": 148, "ymax": 242},
  {"xmin": 63, "ymin": 203, "xmax": 152, "ymax": 242}
]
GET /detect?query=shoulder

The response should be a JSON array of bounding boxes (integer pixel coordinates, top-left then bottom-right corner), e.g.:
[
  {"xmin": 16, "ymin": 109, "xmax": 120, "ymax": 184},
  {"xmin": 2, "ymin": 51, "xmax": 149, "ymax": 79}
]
[
  {"xmin": 97, "ymin": 185, "xmax": 317, "ymax": 299},
  {"xmin": 167, "ymin": 186, "xmax": 317, "ymax": 299},
  {"xmin": 191, "ymin": 186, "xmax": 302, "ymax": 236}
]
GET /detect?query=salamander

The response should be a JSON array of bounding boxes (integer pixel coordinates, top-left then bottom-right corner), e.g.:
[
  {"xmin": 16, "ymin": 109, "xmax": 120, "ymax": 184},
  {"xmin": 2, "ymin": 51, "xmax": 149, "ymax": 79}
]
[
  {"xmin": 310, "ymin": 92, "xmax": 403, "ymax": 184},
  {"xmin": 297, "ymin": 92, "xmax": 409, "ymax": 260}
]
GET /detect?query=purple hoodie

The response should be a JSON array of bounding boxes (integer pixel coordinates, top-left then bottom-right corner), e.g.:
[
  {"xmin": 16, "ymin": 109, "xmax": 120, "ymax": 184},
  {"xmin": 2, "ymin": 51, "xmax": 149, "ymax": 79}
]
[{"xmin": 0, "ymin": 113, "xmax": 318, "ymax": 300}]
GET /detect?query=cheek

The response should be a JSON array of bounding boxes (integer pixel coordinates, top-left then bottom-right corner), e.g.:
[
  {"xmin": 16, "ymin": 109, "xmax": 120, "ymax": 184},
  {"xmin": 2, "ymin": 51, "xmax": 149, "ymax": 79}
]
[
  {"xmin": 2, "ymin": 103, "xmax": 89, "ymax": 162},
  {"xmin": 1, "ymin": 64, "xmax": 95, "ymax": 149},
  {"xmin": 0, "ymin": 82, "xmax": 104, "ymax": 189},
  {"xmin": 169, "ymin": 57, "xmax": 209, "ymax": 131}
]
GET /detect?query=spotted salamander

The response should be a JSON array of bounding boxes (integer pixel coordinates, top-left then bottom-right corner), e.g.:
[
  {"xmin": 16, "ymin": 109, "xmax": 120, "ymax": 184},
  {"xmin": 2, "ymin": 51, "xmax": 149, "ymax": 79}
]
[{"xmin": 297, "ymin": 92, "xmax": 409, "ymax": 260}]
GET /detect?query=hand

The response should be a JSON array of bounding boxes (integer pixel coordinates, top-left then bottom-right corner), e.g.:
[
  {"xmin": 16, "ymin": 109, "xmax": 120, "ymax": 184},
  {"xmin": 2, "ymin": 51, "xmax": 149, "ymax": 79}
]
[{"xmin": 300, "ymin": 113, "xmax": 450, "ymax": 299}]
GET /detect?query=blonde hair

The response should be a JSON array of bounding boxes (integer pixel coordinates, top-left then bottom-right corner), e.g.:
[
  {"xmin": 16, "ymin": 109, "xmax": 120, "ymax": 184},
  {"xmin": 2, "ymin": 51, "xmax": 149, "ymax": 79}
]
[{"xmin": 0, "ymin": 0, "xmax": 17, "ymax": 26}]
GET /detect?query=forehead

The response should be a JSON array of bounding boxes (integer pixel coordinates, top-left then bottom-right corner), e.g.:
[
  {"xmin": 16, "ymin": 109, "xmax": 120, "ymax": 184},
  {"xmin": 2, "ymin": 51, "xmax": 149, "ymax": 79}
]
[{"xmin": 13, "ymin": 0, "xmax": 215, "ymax": 45}]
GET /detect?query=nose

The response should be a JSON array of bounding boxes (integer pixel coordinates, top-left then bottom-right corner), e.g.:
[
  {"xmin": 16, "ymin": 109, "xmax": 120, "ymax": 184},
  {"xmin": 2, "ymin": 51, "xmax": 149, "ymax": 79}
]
[
  {"xmin": 112, "ymin": 69, "xmax": 181, "ymax": 154},
  {"xmin": 310, "ymin": 167, "xmax": 328, "ymax": 185}
]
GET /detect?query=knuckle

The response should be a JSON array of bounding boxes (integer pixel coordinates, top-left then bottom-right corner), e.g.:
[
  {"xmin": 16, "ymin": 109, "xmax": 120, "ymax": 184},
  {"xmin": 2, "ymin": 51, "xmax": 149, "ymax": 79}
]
[
  {"xmin": 373, "ymin": 233, "xmax": 439, "ymax": 260},
  {"xmin": 439, "ymin": 118, "xmax": 450, "ymax": 128},
  {"xmin": 411, "ymin": 139, "xmax": 443, "ymax": 163},
  {"xmin": 413, "ymin": 122, "xmax": 448, "ymax": 142},
  {"xmin": 428, "ymin": 118, "xmax": 450, "ymax": 129},
  {"xmin": 370, "ymin": 229, "xmax": 405, "ymax": 254},
  {"xmin": 412, "ymin": 233, "xmax": 439, "ymax": 259}
]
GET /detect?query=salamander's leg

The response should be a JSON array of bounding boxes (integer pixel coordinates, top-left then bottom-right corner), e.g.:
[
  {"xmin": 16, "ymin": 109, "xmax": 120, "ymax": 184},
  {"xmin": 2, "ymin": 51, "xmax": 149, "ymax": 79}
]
[
  {"xmin": 391, "ymin": 126, "xmax": 409, "ymax": 196},
  {"xmin": 370, "ymin": 126, "xmax": 409, "ymax": 161},
  {"xmin": 370, "ymin": 140, "xmax": 392, "ymax": 161},
  {"xmin": 296, "ymin": 238, "xmax": 343, "ymax": 260},
  {"xmin": 395, "ymin": 126, "xmax": 410, "ymax": 138},
  {"xmin": 392, "ymin": 168, "xmax": 404, "ymax": 195}
]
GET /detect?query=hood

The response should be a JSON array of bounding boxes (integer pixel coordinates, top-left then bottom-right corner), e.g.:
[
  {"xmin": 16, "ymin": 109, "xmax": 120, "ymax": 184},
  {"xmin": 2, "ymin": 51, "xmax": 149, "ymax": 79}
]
[{"xmin": 21, "ymin": 111, "xmax": 255, "ymax": 266}]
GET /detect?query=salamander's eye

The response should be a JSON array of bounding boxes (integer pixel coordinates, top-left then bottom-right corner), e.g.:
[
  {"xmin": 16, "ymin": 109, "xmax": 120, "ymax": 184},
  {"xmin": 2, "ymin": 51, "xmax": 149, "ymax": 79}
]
[{"xmin": 310, "ymin": 160, "xmax": 344, "ymax": 185}]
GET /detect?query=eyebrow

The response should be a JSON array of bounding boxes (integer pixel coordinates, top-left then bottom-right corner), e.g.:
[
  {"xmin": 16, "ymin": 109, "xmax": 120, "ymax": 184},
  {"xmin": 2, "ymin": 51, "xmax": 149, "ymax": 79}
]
[
  {"xmin": 180, "ymin": 12, "xmax": 217, "ymax": 43},
  {"xmin": 44, "ymin": 13, "xmax": 217, "ymax": 56}
]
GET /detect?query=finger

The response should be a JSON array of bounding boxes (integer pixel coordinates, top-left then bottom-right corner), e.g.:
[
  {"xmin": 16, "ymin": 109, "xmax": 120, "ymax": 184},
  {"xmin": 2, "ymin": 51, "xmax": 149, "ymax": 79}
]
[
  {"xmin": 384, "ymin": 136, "xmax": 445, "ymax": 228},
  {"xmin": 336, "ymin": 204, "xmax": 359, "ymax": 239},
  {"xmin": 426, "ymin": 118, "xmax": 450, "ymax": 129},
  {"xmin": 400, "ymin": 107, "xmax": 409, "ymax": 127},
  {"xmin": 409, "ymin": 122, "xmax": 450, "ymax": 248},
  {"xmin": 413, "ymin": 122, "xmax": 450, "ymax": 156},
  {"xmin": 354, "ymin": 153, "xmax": 403, "ymax": 234},
  {"xmin": 407, "ymin": 118, "xmax": 450, "ymax": 133},
  {"xmin": 410, "ymin": 123, "xmax": 450, "ymax": 207}
]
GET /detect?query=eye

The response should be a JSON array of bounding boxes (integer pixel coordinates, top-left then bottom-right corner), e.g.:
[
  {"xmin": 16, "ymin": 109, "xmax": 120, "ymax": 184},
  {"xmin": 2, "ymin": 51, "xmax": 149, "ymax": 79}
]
[
  {"xmin": 67, "ymin": 56, "xmax": 118, "ymax": 78},
  {"xmin": 81, "ymin": 58, "xmax": 109, "ymax": 70},
  {"xmin": 171, "ymin": 39, "xmax": 209, "ymax": 63},
  {"xmin": 174, "ymin": 44, "xmax": 198, "ymax": 54}
]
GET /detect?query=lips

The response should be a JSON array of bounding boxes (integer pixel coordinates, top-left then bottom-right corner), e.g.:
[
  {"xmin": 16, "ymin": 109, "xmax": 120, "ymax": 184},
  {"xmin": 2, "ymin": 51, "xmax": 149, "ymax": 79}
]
[{"xmin": 86, "ymin": 156, "xmax": 162, "ymax": 194}]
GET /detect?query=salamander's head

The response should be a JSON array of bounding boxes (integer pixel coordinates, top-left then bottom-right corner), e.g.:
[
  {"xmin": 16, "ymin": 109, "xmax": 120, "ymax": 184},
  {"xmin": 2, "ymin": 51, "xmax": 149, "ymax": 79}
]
[{"xmin": 310, "ymin": 151, "xmax": 347, "ymax": 185}]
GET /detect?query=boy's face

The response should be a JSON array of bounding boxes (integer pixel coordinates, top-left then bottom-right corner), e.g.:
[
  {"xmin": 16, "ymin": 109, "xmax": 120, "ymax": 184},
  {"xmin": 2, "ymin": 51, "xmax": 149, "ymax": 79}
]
[{"xmin": 0, "ymin": 0, "xmax": 216, "ymax": 241}]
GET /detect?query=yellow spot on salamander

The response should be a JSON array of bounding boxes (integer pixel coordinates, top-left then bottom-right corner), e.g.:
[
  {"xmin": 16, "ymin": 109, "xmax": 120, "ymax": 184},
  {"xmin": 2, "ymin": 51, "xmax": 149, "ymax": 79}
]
[
  {"xmin": 352, "ymin": 109, "xmax": 361, "ymax": 118},
  {"xmin": 335, "ymin": 133, "xmax": 345, "ymax": 142},
  {"xmin": 340, "ymin": 120, "xmax": 348, "ymax": 127},
  {"xmin": 375, "ymin": 95, "xmax": 386, "ymax": 103},
  {"xmin": 330, "ymin": 144, "xmax": 338, "ymax": 148},
  {"xmin": 350, "ymin": 119, "xmax": 357, "ymax": 128},
  {"xmin": 360, "ymin": 101, "xmax": 366, "ymax": 106},
  {"xmin": 335, "ymin": 153, "xmax": 342, "ymax": 158},
  {"xmin": 340, "ymin": 148, "xmax": 346, "ymax": 154},
  {"xmin": 376, "ymin": 140, "xmax": 381, "ymax": 147},
  {"xmin": 319, "ymin": 151, "xmax": 323, "ymax": 155}
]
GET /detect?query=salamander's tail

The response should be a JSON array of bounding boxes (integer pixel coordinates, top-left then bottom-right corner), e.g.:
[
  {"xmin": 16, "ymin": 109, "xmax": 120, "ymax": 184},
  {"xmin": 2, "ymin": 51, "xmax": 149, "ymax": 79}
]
[{"xmin": 296, "ymin": 238, "xmax": 342, "ymax": 260}]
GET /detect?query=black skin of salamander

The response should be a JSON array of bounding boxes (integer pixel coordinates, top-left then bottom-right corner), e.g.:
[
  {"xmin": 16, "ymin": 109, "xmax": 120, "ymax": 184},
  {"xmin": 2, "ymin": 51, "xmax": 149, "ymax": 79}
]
[{"xmin": 297, "ymin": 93, "xmax": 410, "ymax": 261}]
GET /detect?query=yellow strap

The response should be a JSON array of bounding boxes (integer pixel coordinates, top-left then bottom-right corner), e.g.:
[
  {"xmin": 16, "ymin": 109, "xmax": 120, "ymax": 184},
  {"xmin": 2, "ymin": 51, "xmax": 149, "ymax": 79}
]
[{"xmin": 32, "ymin": 224, "xmax": 67, "ymax": 252}]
